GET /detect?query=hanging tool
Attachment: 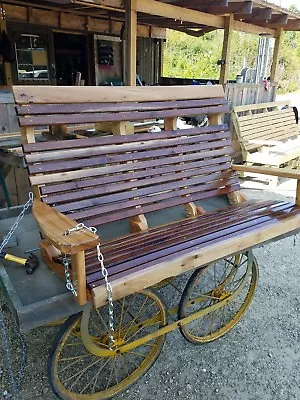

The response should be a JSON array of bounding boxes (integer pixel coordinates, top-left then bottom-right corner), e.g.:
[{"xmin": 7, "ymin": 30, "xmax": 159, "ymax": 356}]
[{"xmin": 0, "ymin": 251, "xmax": 39, "ymax": 274}]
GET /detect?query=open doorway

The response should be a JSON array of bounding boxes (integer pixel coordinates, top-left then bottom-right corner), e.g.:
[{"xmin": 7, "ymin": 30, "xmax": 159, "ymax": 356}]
[{"xmin": 54, "ymin": 32, "xmax": 87, "ymax": 85}]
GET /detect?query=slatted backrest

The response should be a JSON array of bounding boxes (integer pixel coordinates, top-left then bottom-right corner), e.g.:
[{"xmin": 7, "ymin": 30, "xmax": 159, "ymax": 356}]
[
  {"xmin": 232, "ymin": 101, "xmax": 298, "ymax": 153},
  {"xmin": 13, "ymin": 85, "xmax": 227, "ymax": 129},
  {"xmin": 23, "ymin": 125, "xmax": 239, "ymax": 227}
]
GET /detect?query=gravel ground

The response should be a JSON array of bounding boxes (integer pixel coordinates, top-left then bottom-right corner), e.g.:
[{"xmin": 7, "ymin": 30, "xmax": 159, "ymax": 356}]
[{"xmin": 1, "ymin": 182, "xmax": 300, "ymax": 400}]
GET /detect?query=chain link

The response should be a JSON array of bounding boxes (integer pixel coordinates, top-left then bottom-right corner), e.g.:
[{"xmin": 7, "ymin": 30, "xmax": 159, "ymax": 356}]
[
  {"xmin": 96, "ymin": 243, "xmax": 115, "ymax": 348},
  {"xmin": 0, "ymin": 193, "xmax": 33, "ymax": 253},
  {"xmin": 62, "ymin": 256, "xmax": 78, "ymax": 297},
  {"xmin": 62, "ymin": 223, "xmax": 115, "ymax": 347}
]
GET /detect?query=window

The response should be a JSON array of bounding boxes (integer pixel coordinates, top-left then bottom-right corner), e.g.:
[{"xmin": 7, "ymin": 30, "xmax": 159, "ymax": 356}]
[{"xmin": 15, "ymin": 34, "xmax": 49, "ymax": 81}]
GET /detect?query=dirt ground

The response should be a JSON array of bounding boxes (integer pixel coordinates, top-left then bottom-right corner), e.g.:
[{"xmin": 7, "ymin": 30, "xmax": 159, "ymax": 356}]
[{"xmin": 1, "ymin": 183, "xmax": 300, "ymax": 400}]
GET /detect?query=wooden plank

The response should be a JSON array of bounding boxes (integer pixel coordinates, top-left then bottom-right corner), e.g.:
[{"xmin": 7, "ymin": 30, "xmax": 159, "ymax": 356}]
[
  {"xmin": 92, "ymin": 210, "xmax": 300, "ymax": 308},
  {"xmin": 86, "ymin": 201, "xmax": 277, "ymax": 258},
  {"xmin": 136, "ymin": 0, "xmax": 224, "ymax": 29},
  {"xmin": 219, "ymin": 15, "xmax": 234, "ymax": 87},
  {"xmin": 23, "ymin": 124, "xmax": 228, "ymax": 152},
  {"xmin": 13, "ymin": 85, "xmax": 225, "ymax": 104},
  {"xmin": 17, "ymin": 98, "xmax": 227, "ymax": 116},
  {"xmin": 71, "ymin": 252, "xmax": 87, "ymax": 305},
  {"xmin": 26, "ymin": 130, "xmax": 230, "ymax": 163},
  {"xmin": 232, "ymin": 164, "xmax": 300, "ymax": 179},
  {"xmin": 233, "ymin": 100, "xmax": 289, "ymax": 113},
  {"xmin": 55, "ymin": 173, "xmax": 237, "ymax": 215},
  {"xmin": 74, "ymin": 184, "xmax": 240, "ymax": 226},
  {"xmin": 270, "ymin": 29, "xmax": 283, "ymax": 82},
  {"xmin": 125, "ymin": 0, "xmax": 137, "ymax": 86},
  {"xmin": 18, "ymin": 104, "xmax": 229, "ymax": 126},
  {"xmin": 88, "ymin": 203, "xmax": 293, "ymax": 281},
  {"xmin": 29, "ymin": 146, "xmax": 232, "ymax": 186},
  {"xmin": 40, "ymin": 155, "xmax": 232, "ymax": 195},
  {"xmin": 87, "ymin": 201, "xmax": 287, "ymax": 273},
  {"xmin": 28, "ymin": 143, "xmax": 233, "ymax": 182},
  {"xmin": 43, "ymin": 164, "xmax": 232, "ymax": 205}
]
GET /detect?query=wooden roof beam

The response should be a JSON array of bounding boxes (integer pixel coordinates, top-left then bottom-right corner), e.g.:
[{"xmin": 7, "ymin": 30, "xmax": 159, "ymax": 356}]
[
  {"xmin": 233, "ymin": 19, "xmax": 275, "ymax": 36},
  {"xmin": 201, "ymin": 1, "xmax": 253, "ymax": 15},
  {"xmin": 171, "ymin": 27, "xmax": 217, "ymax": 37},
  {"xmin": 268, "ymin": 14, "xmax": 289, "ymax": 25},
  {"xmin": 267, "ymin": 20, "xmax": 300, "ymax": 30},
  {"xmin": 236, "ymin": 7, "xmax": 272, "ymax": 21},
  {"xmin": 136, "ymin": 0, "xmax": 225, "ymax": 29}
]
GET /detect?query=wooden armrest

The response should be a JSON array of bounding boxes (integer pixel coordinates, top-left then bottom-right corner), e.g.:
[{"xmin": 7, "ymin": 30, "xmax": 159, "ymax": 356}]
[
  {"xmin": 232, "ymin": 164, "xmax": 300, "ymax": 180},
  {"xmin": 247, "ymin": 139, "xmax": 282, "ymax": 146},
  {"xmin": 32, "ymin": 200, "xmax": 99, "ymax": 254}
]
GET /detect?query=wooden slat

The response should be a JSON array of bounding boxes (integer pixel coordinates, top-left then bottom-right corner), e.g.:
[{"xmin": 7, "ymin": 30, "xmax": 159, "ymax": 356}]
[
  {"xmin": 87, "ymin": 201, "xmax": 296, "ymax": 287},
  {"xmin": 233, "ymin": 100, "xmax": 289, "ymax": 113},
  {"xmin": 55, "ymin": 173, "xmax": 237, "ymax": 214},
  {"xmin": 13, "ymin": 85, "xmax": 225, "ymax": 104},
  {"xmin": 93, "ymin": 200, "xmax": 275, "ymax": 249},
  {"xmin": 76, "ymin": 184, "xmax": 240, "ymax": 226},
  {"xmin": 25, "ymin": 130, "xmax": 230, "ymax": 163},
  {"xmin": 28, "ymin": 137, "xmax": 232, "ymax": 174},
  {"xmin": 91, "ymin": 208, "xmax": 300, "ymax": 308},
  {"xmin": 17, "ymin": 98, "xmax": 227, "ymax": 116},
  {"xmin": 238, "ymin": 108, "xmax": 293, "ymax": 124},
  {"xmin": 40, "ymin": 155, "xmax": 232, "ymax": 196},
  {"xmin": 44, "ymin": 163, "xmax": 232, "ymax": 205},
  {"xmin": 19, "ymin": 104, "xmax": 229, "ymax": 127},
  {"xmin": 85, "ymin": 200, "xmax": 284, "ymax": 275},
  {"xmin": 28, "ymin": 146, "xmax": 233, "ymax": 186},
  {"xmin": 88, "ymin": 202, "xmax": 292, "ymax": 281},
  {"xmin": 23, "ymin": 124, "xmax": 228, "ymax": 152}
]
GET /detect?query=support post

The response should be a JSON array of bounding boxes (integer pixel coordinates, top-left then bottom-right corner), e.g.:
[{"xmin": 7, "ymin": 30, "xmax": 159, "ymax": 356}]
[
  {"xmin": 219, "ymin": 14, "xmax": 234, "ymax": 87},
  {"xmin": 71, "ymin": 251, "xmax": 87, "ymax": 306},
  {"xmin": 124, "ymin": 0, "xmax": 137, "ymax": 86},
  {"xmin": 270, "ymin": 29, "xmax": 283, "ymax": 83},
  {"xmin": 21, "ymin": 126, "xmax": 35, "ymax": 144}
]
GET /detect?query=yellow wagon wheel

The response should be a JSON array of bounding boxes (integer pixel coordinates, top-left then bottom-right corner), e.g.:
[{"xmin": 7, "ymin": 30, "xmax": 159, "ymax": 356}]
[
  {"xmin": 48, "ymin": 289, "xmax": 167, "ymax": 400},
  {"xmin": 178, "ymin": 252, "xmax": 258, "ymax": 344}
]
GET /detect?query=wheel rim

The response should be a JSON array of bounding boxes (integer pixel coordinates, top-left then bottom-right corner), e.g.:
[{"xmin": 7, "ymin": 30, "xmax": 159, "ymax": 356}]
[
  {"xmin": 179, "ymin": 252, "xmax": 258, "ymax": 343},
  {"xmin": 50, "ymin": 289, "xmax": 167, "ymax": 400}
]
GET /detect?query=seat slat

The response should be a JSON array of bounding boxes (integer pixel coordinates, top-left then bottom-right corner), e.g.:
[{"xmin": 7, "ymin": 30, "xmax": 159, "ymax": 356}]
[
  {"xmin": 87, "ymin": 202, "xmax": 298, "ymax": 287},
  {"xmin": 85, "ymin": 200, "xmax": 285, "ymax": 274},
  {"xmin": 88, "ymin": 200, "xmax": 275, "ymax": 249}
]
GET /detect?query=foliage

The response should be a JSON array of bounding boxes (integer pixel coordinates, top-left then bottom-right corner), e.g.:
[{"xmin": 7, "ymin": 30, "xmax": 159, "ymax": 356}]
[{"xmin": 163, "ymin": 5, "xmax": 300, "ymax": 94}]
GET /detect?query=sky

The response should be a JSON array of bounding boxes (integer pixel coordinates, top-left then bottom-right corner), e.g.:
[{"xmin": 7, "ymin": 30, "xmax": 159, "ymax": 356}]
[{"xmin": 270, "ymin": 0, "xmax": 299, "ymax": 8}]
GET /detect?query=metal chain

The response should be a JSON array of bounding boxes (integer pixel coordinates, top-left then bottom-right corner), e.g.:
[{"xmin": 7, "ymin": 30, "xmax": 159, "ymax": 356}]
[
  {"xmin": 0, "ymin": 192, "xmax": 34, "ymax": 253},
  {"xmin": 63, "ymin": 223, "xmax": 115, "ymax": 347},
  {"xmin": 62, "ymin": 256, "xmax": 77, "ymax": 297},
  {"xmin": 96, "ymin": 243, "xmax": 115, "ymax": 348}
]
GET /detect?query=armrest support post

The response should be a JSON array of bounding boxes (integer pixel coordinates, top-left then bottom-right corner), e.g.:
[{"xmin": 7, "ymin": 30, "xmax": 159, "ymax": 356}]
[{"xmin": 71, "ymin": 251, "xmax": 87, "ymax": 305}]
